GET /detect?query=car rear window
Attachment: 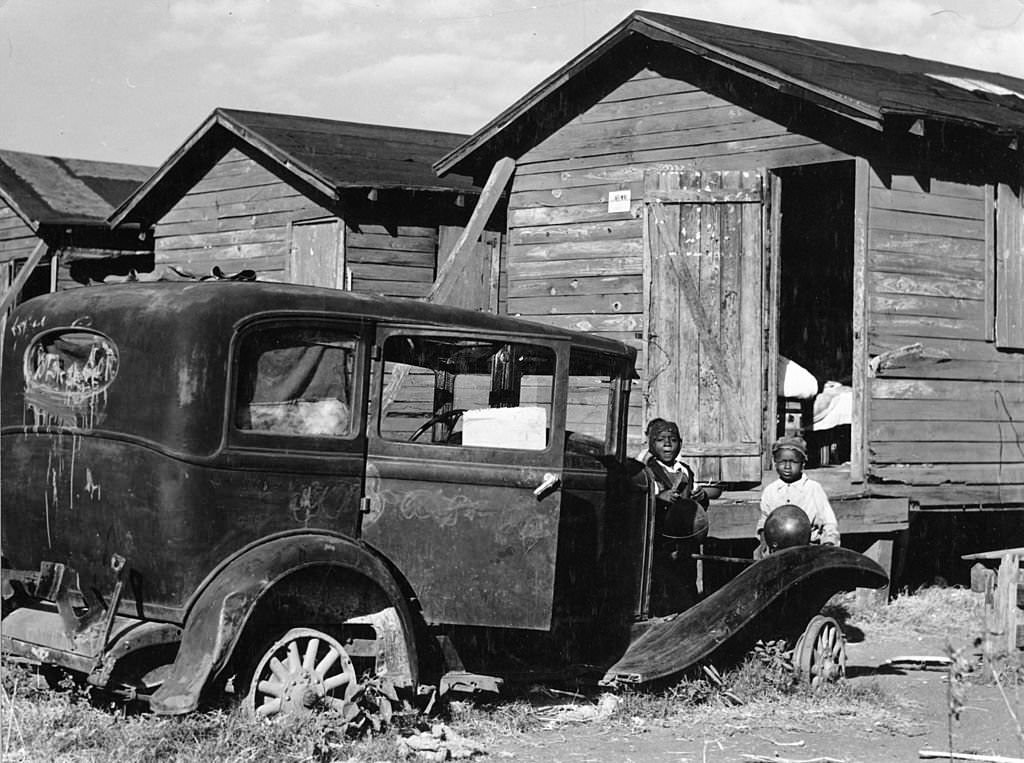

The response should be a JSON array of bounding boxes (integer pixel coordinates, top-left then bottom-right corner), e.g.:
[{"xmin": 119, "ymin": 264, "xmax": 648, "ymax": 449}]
[{"xmin": 26, "ymin": 329, "xmax": 119, "ymax": 399}]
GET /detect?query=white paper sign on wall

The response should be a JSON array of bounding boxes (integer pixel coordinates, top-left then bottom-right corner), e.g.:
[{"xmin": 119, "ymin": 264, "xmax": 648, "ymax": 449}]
[{"xmin": 607, "ymin": 189, "xmax": 631, "ymax": 213}]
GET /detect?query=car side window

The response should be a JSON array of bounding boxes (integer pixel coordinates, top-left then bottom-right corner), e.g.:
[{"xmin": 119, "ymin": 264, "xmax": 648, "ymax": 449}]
[
  {"xmin": 379, "ymin": 334, "xmax": 555, "ymax": 449},
  {"xmin": 235, "ymin": 326, "xmax": 356, "ymax": 438},
  {"xmin": 565, "ymin": 348, "xmax": 625, "ymax": 468}
]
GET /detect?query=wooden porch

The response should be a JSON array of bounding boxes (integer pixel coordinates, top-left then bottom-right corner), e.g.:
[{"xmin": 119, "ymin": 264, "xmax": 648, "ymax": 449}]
[
  {"xmin": 707, "ymin": 464, "xmax": 910, "ymax": 541},
  {"xmin": 703, "ymin": 465, "xmax": 909, "ymax": 599}
]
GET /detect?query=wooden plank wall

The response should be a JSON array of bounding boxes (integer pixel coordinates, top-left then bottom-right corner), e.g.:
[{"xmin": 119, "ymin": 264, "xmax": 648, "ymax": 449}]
[
  {"xmin": 154, "ymin": 149, "xmax": 439, "ymax": 297},
  {"xmin": 865, "ymin": 169, "xmax": 1024, "ymax": 498},
  {"xmin": 507, "ymin": 68, "xmax": 849, "ymax": 441},
  {"xmin": 346, "ymin": 223, "xmax": 436, "ymax": 298},
  {"xmin": 0, "ymin": 203, "xmax": 38, "ymax": 264},
  {"xmin": 154, "ymin": 149, "xmax": 326, "ymax": 279}
]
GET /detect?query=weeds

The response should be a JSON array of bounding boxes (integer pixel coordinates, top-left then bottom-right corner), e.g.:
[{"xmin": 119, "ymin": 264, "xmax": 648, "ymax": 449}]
[
  {"xmin": 833, "ymin": 585, "xmax": 983, "ymax": 641},
  {"xmin": 3, "ymin": 585, "xmax": 987, "ymax": 761}
]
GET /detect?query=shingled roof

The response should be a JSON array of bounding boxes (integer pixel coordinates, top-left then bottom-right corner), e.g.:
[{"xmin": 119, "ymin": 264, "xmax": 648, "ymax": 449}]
[
  {"xmin": 436, "ymin": 10, "xmax": 1024, "ymax": 176},
  {"xmin": 112, "ymin": 108, "xmax": 479, "ymax": 227},
  {"xmin": 0, "ymin": 149, "xmax": 153, "ymax": 229}
]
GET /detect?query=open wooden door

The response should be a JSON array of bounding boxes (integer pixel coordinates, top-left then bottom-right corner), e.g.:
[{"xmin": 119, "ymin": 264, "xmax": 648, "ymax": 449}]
[{"xmin": 643, "ymin": 169, "xmax": 764, "ymax": 483}]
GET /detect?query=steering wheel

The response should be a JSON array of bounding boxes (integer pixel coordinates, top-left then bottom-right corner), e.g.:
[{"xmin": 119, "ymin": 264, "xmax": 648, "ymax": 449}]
[{"xmin": 409, "ymin": 409, "xmax": 465, "ymax": 442}]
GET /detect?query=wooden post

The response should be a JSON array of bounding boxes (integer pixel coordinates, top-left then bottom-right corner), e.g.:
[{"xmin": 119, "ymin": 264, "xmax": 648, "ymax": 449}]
[
  {"xmin": 428, "ymin": 156, "xmax": 514, "ymax": 303},
  {"xmin": 995, "ymin": 553, "xmax": 1020, "ymax": 656},
  {"xmin": 382, "ymin": 157, "xmax": 515, "ymax": 412},
  {"xmin": 0, "ymin": 240, "xmax": 49, "ymax": 316},
  {"xmin": 979, "ymin": 551, "xmax": 1023, "ymax": 678},
  {"xmin": 855, "ymin": 534, "xmax": 894, "ymax": 609}
]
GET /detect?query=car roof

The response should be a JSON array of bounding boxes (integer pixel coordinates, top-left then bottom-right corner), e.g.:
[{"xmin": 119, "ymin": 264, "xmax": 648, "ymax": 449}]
[{"xmin": 15, "ymin": 281, "xmax": 636, "ymax": 360}]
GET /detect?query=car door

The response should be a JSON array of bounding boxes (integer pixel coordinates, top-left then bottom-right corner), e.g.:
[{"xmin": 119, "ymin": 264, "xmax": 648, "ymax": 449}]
[{"xmin": 361, "ymin": 325, "xmax": 567, "ymax": 630}]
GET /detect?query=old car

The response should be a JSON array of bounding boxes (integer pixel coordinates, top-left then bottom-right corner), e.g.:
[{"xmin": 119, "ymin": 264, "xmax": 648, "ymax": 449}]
[{"xmin": 1, "ymin": 280, "xmax": 886, "ymax": 719}]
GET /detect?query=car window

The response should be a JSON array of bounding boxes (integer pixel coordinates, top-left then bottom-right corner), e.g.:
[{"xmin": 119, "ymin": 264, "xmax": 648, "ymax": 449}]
[
  {"xmin": 565, "ymin": 348, "xmax": 623, "ymax": 468},
  {"xmin": 27, "ymin": 329, "xmax": 119, "ymax": 399},
  {"xmin": 235, "ymin": 326, "xmax": 356, "ymax": 438},
  {"xmin": 379, "ymin": 335, "xmax": 555, "ymax": 449}
]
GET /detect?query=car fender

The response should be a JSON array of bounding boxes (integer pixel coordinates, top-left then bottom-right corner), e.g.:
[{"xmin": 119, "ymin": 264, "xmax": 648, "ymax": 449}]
[
  {"xmin": 603, "ymin": 545, "xmax": 888, "ymax": 685},
  {"xmin": 149, "ymin": 531, "xmax": 416, "ymax": 716}
]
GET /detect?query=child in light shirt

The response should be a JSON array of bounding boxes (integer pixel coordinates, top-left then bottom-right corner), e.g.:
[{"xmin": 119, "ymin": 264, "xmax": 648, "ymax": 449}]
[{"xmin": 756, "ymin": 435, "xmax": 840, "ymax": 556}]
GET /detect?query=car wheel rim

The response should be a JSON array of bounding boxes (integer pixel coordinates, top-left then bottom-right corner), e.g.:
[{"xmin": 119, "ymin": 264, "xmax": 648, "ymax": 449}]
[{"xmin": 246, "ymin": 627, "xmax": 358, "ymax": 720}]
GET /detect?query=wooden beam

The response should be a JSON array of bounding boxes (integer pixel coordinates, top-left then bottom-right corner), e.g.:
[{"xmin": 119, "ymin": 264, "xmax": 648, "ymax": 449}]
[
  {"xmin": 381, "ymin": 158, "xmax": 514, "ymax": 413},
  {"xmin": 0, "ymin": 240, "xmax": 49, "ymax": 316},
  {"xmin": 963, "ymin": 547, "xmax": 1024, "ymax": 561},
  {"xmin": 428, "ymin": 156, "xmax": 514, "ymax": 303},
  {"xmin": 851, "ymin": 158, "xmax": 870, "ymax": 483}
]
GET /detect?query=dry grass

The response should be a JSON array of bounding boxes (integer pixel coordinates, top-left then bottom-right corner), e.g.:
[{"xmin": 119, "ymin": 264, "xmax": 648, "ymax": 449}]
[
  {"xmin": 846, "ymin": 586, "xmax": 983, "ymax": 639},
  {"xmin": 0, "ymin": 585, "xmax": 987, "ymax": 761},
  {"xmin": 0, "ymin": 664, "xmax": 405, "ymax": 763},
  {"xmin": 607, "ymin": 641, "xmax": 921, "ymax": 739}
]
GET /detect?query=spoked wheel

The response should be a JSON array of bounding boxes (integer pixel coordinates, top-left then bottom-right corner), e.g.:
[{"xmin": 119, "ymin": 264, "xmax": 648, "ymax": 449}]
[
  {"xmin": 245, "ymin": 627, "xmax": 360, "ymax": 721},
  {"xmin": 793, "ymin": 615, "xmax": 846, "ymax": 688}
]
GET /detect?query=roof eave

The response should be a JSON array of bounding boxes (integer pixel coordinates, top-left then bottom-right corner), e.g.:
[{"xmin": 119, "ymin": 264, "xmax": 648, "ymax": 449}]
[
  {"xmin": 215, "ymin": 111, "xmax": 339, "ymax": 201},
  {"xmin": 636, "ymin": 15, "xmax": 884, "ymax": 128},
  {"xmin": 0, "ymin": 187, "xmax": 39, "ymax": 233},
  {"xmin": 109, "ymin": 109, "xmax": 340, "ymax": 228},
  {"xmin": 434, "ymin": 13, "xmax": 640, "ymax": 176},
  {"xmin": 435, "ymin": 12, "xmax": 889, "ymax": 177}
]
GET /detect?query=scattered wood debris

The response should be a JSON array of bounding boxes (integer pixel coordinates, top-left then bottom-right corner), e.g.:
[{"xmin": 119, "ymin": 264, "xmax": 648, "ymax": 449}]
[
  {"xmin": 919, "ymin": 751, "xmax": 1024, "ymax": 763},
  {"xmin": 531, "ymin": 693, "xmax": 620, "ymax": 728},
  {"xmin": 398, "ymin": 723, "xmax": 487, "ymax": 760}
]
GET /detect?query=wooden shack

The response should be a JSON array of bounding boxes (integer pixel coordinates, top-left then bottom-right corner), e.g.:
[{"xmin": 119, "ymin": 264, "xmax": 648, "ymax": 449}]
[
  {"xmin": 435, "ymin": 12, "xmax": 1024, "ymax": 573},
  {"xmin": 109, "ymin": 109, "xmax": 502, "ymax": 309},
  {"xmin": 0, "ymin": 150, "xmax": 153, "ymax": 305}
]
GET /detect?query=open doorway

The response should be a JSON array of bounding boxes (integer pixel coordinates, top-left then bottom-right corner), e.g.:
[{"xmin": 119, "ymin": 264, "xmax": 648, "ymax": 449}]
[{"xmin": 774, "ymin": 161, "xmax": 855, "ymax": 469}]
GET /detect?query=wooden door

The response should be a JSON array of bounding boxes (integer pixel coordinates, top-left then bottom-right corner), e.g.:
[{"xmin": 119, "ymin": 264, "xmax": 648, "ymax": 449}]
[
  {"xmin": 288, "ymin": 218, "xmax": 345, "ymax": 288},
  {"xmin": 437, "ymin": 226, "xmax": 501, "ymax": 312},
  {"xmin": 643, "ymin": 170, "xmax": 764, "ymax": 483}
]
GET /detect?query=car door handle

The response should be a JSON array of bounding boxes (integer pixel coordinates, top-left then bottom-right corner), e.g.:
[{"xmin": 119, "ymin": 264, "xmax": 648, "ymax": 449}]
[{"xmin": 533, "ymin": 472, "xmax": 561, "ymax": 499}]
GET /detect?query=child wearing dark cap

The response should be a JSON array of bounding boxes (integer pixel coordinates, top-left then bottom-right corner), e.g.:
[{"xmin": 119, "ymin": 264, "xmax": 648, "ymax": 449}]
[
  {"xmin": 755, "ymin": 435, "xmax": 840, "ymax": 557},
  {"xmin": 639, "ymin": 418, "xmax": 710, "ymax": 613}
]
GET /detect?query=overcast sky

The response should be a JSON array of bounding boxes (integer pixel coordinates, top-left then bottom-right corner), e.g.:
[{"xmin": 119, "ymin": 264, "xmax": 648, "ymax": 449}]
[{"xmin": 1, "ymin": 0, "xmax": 1022, "ymax": 167}]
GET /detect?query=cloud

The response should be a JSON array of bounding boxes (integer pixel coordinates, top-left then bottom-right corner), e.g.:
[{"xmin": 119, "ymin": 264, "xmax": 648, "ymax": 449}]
[
  {"xmin": 168, "ymin": 0, "xmax": 272, "ymax": 25},
  {"xmin": 3, "ymin": 0, "xmax": 1020, "ymax": 166}
]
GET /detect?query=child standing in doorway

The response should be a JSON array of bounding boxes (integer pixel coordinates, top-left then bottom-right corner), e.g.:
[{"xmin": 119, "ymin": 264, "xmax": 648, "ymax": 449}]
[{"xmin": 756, "ymin": 435, "xmax": 840, "ymax": 557}]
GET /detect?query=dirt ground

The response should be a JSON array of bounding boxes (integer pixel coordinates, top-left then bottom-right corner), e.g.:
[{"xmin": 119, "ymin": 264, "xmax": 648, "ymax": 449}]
[{"xmin": 484, "ymin": 630, "xmax": 1023, "ymax": 763}]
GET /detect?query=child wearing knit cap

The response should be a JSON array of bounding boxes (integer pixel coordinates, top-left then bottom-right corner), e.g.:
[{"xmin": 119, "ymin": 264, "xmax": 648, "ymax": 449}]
[{"xmin": 755, "ymin": 435, "xmax": 840, "ymax": 558}]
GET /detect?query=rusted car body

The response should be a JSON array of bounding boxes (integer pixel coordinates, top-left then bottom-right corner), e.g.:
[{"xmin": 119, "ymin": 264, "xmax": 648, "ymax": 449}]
[{"xmin": 1, "ymin": 281, "xmax": 886, "ymax": 717}]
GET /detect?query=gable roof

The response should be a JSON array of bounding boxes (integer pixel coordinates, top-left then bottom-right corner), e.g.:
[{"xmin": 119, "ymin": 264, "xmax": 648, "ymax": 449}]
[
  {"xmin": 436, "ymin": 10, "xmax": 1024, "ymax": 176},
  {"xmin": 111, "ymin": 108, "xmax": 480, "ymax": 227},
  {"xmin": 0, "ymin": 149, "xmax": 153, "ymax": 230}
]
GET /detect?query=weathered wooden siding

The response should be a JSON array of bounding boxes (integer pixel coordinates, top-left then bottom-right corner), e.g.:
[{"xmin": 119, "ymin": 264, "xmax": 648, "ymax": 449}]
[
  {"xmin": 345, "ymin": 224, "xmax": 436, "ymax": 298},
  {"xmin": 0, "ymin": 203, "xmax": 38, "ymax": 264},
  {"xmin": 507, "ymin": 68, "xmax": 850, "ymax": 438},
  {"xmin": 154, "ymin": 149, "xmax": 331, "ymax": 280},
  {"xmin": 153, "ymin": 149, "xmax": 439, "ymax": 296},
  {"xmin": 864, "ymin": 169, "xmax": 1024, "ymax": 498}
]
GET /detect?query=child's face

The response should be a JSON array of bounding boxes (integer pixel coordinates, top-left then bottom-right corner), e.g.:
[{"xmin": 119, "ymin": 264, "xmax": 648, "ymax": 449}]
[
  {"xmin": 650, "ymin": 431, "xmax": 681, "ymax": 464},
  {"xmin": 774, "ymin": 448, "xmax": 804, "ymax": 483}
]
